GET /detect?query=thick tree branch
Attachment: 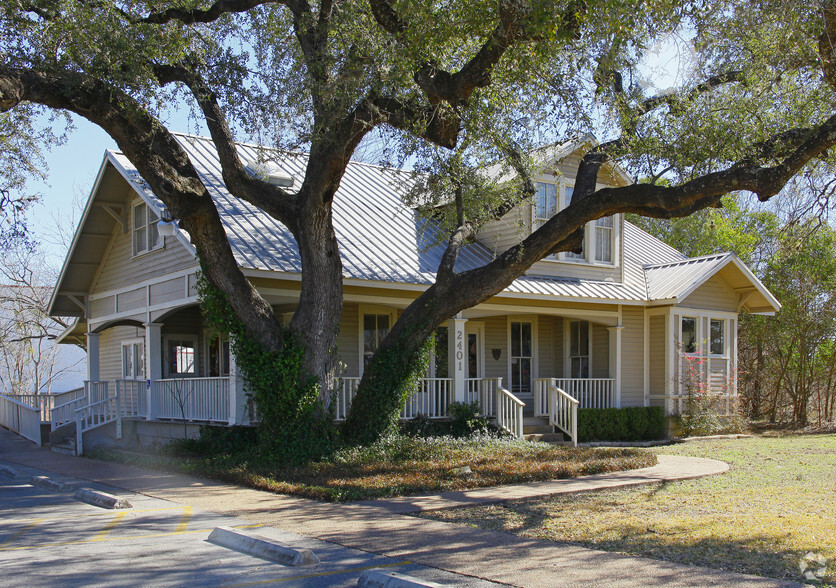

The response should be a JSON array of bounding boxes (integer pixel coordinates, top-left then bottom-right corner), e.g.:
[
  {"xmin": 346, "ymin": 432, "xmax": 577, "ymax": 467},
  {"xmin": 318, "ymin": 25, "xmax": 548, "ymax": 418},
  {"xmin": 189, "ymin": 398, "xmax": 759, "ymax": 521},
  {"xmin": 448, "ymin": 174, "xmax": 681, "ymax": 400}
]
[
  {"xmin": 372, "ymin": 95, "xmax": 460, "ymax": 148},
  {"xmin": 154, "ymin": 64, "xmax": 298, "ymax": 230},
  {"xmin": 139, "ymin": 0, "xmax": 284, "ymax": 25},
  {"xmin": 0, "ymin": 66, "xmax": 284, "ymax": 351}
]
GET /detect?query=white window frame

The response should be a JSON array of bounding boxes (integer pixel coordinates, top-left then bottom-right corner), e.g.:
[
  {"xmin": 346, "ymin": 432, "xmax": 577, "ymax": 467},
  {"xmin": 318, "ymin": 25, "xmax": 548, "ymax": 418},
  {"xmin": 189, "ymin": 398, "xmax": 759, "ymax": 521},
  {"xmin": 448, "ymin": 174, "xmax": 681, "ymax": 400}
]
[
  {"xmin": 132, "ymin": 200, "xmax": 163, "ymax": 257},
  {"xmin": 121, "ymin": 338, "xmax": 145, "ymax": 380},
  {"xmin": 358, "ymin": 305, "xmax": 396, "ymax": 376},
  {"xmin": 532, "ymin": 180, "xmax": 618, "ymax": 266},
  {"xmin": 164, "ymin": 335, "xmax": 198, "ymax": 378},
  {"xmin": 565, "ymin": 320, "xmax": 592, "ymax": 378},
  {"xmin": 203, "ymin": 331, "xmax": 230, "ymax": 377},
  {"xmin": 465, "ymin": 322, "xmax": 486, "ymax": 380}
]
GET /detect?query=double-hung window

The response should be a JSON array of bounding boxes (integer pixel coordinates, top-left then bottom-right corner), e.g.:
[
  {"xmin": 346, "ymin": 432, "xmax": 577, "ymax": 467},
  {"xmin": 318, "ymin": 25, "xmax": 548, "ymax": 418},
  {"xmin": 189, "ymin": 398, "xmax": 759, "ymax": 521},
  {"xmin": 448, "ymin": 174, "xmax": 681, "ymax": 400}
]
[
  {"xmin": 534, "ymin": 182, "xmax": 557, "ymax": 232},
  {"xmin": 166, "ymin": 338, "xmax": 196, "ymax": 376},
  {"xmin": 122, "ymin": 340, "xmax": 145, "ymax": 380},
  {"xmin": 133, "ymin": 202, "xmax": 161, "ymax": 256},
  {"xmin": 363, "ymin": 313, "xmax": 390, "ymax": 369},
  {"xmin": 568, "ymin": 321, "xmax": 590, "ymax": 378},
  {"xmin": 594, "ymin": 216, "xmax": 614, "ymax": 262}
]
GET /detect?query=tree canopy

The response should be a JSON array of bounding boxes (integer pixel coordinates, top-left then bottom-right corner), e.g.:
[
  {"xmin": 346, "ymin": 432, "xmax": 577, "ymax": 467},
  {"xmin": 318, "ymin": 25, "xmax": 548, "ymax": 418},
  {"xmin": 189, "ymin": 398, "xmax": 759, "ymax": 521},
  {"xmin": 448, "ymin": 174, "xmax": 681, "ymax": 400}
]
[{"xmin": 1, "ymin": 0, "xmax": 835, "ymax": 449}]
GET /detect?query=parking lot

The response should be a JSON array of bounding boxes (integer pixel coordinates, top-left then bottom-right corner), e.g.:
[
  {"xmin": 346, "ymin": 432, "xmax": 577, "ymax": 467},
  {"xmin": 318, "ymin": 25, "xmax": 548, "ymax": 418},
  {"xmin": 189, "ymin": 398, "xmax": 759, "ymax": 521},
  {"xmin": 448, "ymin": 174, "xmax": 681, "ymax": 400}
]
[{"xmin": 0, "ymin": 459, "xmax": 498, "ymax": 587}]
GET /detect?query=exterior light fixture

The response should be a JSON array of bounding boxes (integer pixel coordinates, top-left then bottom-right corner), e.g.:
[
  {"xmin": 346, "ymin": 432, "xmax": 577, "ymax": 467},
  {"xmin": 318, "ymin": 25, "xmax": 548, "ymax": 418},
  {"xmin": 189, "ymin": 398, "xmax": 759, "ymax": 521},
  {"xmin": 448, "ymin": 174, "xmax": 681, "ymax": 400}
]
[{"xmin": 157, "ymin": 207, "xmax": 178, "ymax": 238}]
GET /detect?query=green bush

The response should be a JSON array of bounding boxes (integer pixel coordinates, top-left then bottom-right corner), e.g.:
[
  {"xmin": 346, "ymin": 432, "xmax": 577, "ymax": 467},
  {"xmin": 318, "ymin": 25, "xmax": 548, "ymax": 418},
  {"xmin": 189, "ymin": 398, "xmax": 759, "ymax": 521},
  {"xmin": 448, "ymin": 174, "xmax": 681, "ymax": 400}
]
[{"xmin": 577, "ymin": 407, "xmax": 666, "ymax": 442}]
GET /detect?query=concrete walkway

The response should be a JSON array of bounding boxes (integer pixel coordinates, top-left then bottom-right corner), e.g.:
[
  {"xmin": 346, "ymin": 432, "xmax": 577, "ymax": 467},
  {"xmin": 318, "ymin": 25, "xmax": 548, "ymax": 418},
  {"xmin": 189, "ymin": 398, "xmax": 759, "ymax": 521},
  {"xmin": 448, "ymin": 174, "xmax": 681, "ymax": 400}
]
[{"xmin": 0, "ymin": 429, "xmax": 804, "ymax": 587}]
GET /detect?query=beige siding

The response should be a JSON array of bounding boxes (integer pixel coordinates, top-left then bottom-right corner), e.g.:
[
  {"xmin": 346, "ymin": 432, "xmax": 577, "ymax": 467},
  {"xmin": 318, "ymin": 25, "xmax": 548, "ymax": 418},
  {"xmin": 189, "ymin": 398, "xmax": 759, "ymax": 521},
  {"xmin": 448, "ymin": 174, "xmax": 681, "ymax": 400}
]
[
  {"xmin": 484, "ymin": 316, "xmax": 507, "ymax": 380},
  {"xmin": 620, "ymin": 306, "xmax": 645, "ymax": 407},
  {"xmin": 476, "ymin": 205, "xmax": 529, "ymax": 256},
  {"xmin": 92, "ymin": 221, "xmax": 197, "ymax": 295},
  {"xmin": 337, "ymin": 303, "xmax": 360, "ymax": 378},
  {"xmin": 99, "ymin": 325, "xmax": 145, "ymax": 382},
  {"xmin": 526, "ymin": 259, "xmax": 620, "ymax": 281},
  {"xmin": 91, "ymin": 296, "xmax": 114, "ymax": 317},
  {"xmin": 116, "ymin": 288, "xmax": 145, "ymax": 313},
  {"xmin": 649, "ymin": 315, "xmax": 666, "ymax": 405},
  {"xmin": 552, "ymin": 317, "xmax": 564, "ymax": 378},
  {"xmin": 150, "ymin": 276, "xmax": 187, "ymax": 306},
  {"xmin": 537, "ymin": 315, "xmax": 553, "ymax": 377},
  {"xmin": 679, "ymin": 275, "xmax": 736, "ymax": 312},
  {"xmin": 592, "ymin": 323, "xmax": 609, "ymax": 378}
]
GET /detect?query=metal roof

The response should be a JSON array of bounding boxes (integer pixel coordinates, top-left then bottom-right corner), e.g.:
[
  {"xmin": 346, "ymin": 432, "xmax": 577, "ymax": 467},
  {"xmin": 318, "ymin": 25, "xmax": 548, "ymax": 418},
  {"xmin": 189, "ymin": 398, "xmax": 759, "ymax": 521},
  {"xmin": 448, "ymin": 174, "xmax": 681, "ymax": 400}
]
[{"xmin": 95, "ymin": 134, "xmax": 778, "ymax": 310}]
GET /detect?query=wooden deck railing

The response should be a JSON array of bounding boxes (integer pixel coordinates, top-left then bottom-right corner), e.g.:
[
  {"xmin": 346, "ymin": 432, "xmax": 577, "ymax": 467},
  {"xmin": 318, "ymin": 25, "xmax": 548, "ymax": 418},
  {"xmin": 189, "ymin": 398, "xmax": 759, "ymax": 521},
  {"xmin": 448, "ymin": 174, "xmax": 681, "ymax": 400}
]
[
  {"xmin": 0, "ymin": 393, "xmax": 41, "ymax": 445},
  {"xmin": 535, "ymin": 378, "xmax": 615, "ymax": 414},
  {"xmin": 495, "ymin": 385, "xmax": 524, "ymax": 438},
  {"xmin": 150, "ymin": 378, "xmax": 230, "ymax": 422}
]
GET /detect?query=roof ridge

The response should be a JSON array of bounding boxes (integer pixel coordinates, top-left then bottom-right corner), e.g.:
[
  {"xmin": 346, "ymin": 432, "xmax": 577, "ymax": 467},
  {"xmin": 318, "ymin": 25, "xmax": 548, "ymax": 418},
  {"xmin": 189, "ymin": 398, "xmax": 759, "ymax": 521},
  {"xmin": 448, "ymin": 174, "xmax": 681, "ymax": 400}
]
[{"xmin": 643, "ymin": 251, "xmax": 731, "ymax": 269}]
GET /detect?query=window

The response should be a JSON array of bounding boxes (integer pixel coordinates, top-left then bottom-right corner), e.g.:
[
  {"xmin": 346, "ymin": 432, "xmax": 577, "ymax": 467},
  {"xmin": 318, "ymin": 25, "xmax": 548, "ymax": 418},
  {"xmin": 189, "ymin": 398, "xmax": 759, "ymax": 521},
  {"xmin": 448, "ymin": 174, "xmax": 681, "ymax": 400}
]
[
  {"xmin": 121, "ymin": 340, "xmax": 145, "ymax": 379},
  {"xmin": 710, "ymin": 319, "xmax": 725, "ymax": 355},
  {"xmin": 534, "ymin": 182, "xmax": 557, "ymax": 231},
  {"xmin": 363, "ymin": 313, "xmax": 390, "ymax": 369},
  {"xmin": 510, "ymin": 321, "xmax": 533, "ymax": 393},
  {"xmin": 569, "ymin": 321, "xmax": 590, "ymax": 378},
  {"xmin": 681, "ymin": 317, "xmax": 697, "ymax": 353},
  {"xmin": 594, "ymin": 216, "xmax": 614, "ymax": 262},
  {"xmin": 207, "ymin": 337, "xmax": 230, "ymax": 377},
  {"xmin": 133, "ymin": 202, "xmax": 161, "ymax": 256},
  {"xmin": 166, "ymin": 338, "xmax": 196, "ymax": 376}
]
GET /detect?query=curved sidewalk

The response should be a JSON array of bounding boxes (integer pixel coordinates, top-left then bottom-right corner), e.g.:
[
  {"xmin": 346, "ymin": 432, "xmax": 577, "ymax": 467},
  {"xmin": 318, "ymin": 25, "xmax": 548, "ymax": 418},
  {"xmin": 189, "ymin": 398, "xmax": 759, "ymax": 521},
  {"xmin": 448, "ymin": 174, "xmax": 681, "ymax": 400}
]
[{"xmin": 0, "ymin": 429, "xmax": 801, "ymax": 587}]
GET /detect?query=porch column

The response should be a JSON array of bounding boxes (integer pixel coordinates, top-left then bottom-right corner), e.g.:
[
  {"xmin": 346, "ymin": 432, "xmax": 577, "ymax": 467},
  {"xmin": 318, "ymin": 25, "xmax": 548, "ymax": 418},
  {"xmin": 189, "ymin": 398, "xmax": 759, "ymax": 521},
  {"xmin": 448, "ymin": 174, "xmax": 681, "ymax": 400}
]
[
  {"xmin": 607, "ymin": 325, "xmax": 624, "ymax": 408},
  {"xmin": 228, "ymin": 340, "xmax": 247, "ymax": 425},
  {"xmin": 448, "ymin": 315, "xmax": 467, "ymax": 403},
  {"xmin": 86, "ymin": 331, "xmax": 100, "ymax": 382},
  {"xmin": 144, "ymin": 323, "xmax": 163, "ymax": 420}
]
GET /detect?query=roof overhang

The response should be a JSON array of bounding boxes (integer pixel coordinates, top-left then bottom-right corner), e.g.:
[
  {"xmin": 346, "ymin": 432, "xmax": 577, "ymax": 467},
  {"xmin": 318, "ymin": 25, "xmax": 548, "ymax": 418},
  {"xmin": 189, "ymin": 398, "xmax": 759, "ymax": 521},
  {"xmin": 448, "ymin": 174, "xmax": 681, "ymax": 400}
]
[{"xmin": 677, "ymin": 255, "xmax": 781, "ymax": 315}]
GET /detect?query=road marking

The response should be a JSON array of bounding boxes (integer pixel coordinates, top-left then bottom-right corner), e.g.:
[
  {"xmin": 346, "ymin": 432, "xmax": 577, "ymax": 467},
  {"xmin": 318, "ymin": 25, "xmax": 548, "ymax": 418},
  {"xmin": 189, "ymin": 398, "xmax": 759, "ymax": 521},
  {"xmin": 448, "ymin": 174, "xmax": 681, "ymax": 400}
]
[
  {"xmin": 2, "ymin": 506, "xmax": 190, "ymax": 525},
  {"xmin": 0, "ymin": 524, "xmax": 263, "ymax": 552},
  {"xmin": 227, "ymin": 560, "xmax": 413, "ymax": 586},
  {"xmin": 91, "ymin": 512, "xmax": 127, "ymax": 542},
  {"xmin": 174, "ymin": 506, "xmax": 192, "ymax": 534},
  {"xmin": 0, "ymin": 518, "xmax": 44, "ymax": 547}
]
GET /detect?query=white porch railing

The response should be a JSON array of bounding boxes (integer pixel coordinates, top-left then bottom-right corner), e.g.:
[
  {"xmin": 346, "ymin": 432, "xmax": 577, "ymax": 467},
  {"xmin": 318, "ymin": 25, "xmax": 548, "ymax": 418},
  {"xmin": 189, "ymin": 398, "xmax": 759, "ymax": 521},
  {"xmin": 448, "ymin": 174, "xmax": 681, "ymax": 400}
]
[
  {"xmin": 52, "ymin": 397, "xmax": 88, "ymax": 431},
  {"xmin": 548, "ymin": 383, "xmax": 579, "ymax": 447},
  {"xmin": 151, "ymin": 378, "xmax": 230, "ymax": 422},
  {"xmin": 495, "ymin": 385, "xmax": 524, "ymax": 439},
  {"xmin": 402, "ymin": 378, "xmax": 453, "ymax": 419},
  {"xmin": 85, "ymin": 380, "xmax": 109, "ymax": 404},
  {"xmin": 335, "ymin": 377, "xmax": 360, "ymax": 421},
  {"xmin": 115, "ymin": 379, "xmax": 146, "ymax": 419},
  {"xmin": 465, "ymin": 377, "xmax": 502, "ymax": 416},
  {"xmin": 0, "ymin": 393, "xmax": 42, "ymax": 445},
  {"xmin": 535, "ymin": 378, "xmax": 615, "ymax": 414},
  {"xmin": 75, "ymin": 396, "xmax": 119, "ymax": 455}
]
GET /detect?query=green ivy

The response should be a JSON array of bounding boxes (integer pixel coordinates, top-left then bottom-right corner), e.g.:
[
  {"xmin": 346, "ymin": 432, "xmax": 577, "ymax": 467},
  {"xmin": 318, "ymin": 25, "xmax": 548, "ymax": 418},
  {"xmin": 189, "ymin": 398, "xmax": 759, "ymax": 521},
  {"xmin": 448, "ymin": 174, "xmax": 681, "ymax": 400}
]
[
  {"xmin": 196, "ymin": 270, "xmax": 336, "ymax": 464},
  {"xmin": 341, "ymin": 335, "xmax": 433, "ymax": 445}
]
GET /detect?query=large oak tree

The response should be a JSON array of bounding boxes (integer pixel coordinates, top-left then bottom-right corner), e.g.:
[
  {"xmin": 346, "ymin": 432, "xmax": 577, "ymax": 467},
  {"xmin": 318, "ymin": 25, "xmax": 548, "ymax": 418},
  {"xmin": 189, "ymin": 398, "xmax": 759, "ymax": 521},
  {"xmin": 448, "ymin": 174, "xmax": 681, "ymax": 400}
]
[{"xmin": 1, "ymin": 0, "xmax": 834, "ymax": 444}]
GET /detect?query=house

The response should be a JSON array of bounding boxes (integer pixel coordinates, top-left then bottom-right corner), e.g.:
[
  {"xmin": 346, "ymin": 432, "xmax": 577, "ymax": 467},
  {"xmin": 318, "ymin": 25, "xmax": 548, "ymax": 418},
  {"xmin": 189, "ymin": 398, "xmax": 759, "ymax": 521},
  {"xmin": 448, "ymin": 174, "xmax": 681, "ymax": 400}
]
[{"xmin": 44, "ymin": 134, "xmax": 780, "ymax": 452}]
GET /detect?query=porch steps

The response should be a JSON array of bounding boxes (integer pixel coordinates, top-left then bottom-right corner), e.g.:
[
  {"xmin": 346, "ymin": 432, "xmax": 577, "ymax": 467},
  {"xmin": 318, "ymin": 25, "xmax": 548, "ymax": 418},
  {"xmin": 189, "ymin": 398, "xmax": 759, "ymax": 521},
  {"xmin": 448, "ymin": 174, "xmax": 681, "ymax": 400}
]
[
  {"xmin": 51, "ymin": 439, "xmax": 77, "ymax": 456},
  {"xmin": 522, "ymin": 416, "xmax": 569, "ymax": 443},
  {"xmin": 524, "ymin": 433, "xmax": 572, "ymax": 445}
]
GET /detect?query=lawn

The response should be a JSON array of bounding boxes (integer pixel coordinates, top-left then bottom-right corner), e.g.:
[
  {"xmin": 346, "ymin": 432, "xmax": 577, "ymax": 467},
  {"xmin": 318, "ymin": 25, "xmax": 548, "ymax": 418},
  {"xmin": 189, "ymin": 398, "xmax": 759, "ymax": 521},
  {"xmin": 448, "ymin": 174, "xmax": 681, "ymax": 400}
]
[
  {"xmin": 90, "ymin": 434, "xmax": 655, "ymax": 502},
  {"xmin": 422, "ymin": 434, "xmax": 836, "ymax": 585}
]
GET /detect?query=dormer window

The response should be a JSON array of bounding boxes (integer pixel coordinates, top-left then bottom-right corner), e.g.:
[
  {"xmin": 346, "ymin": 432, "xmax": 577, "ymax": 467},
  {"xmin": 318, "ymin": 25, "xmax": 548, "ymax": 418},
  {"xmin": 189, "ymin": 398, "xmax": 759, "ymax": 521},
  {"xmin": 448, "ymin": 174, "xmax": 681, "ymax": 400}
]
[
  {"xmin": 133, "ymin": 202, "xmax": 161, "ymax": 256},
  {"xmin": 532, "ymin": 181, "xmax": 616, "ymax": 265}
]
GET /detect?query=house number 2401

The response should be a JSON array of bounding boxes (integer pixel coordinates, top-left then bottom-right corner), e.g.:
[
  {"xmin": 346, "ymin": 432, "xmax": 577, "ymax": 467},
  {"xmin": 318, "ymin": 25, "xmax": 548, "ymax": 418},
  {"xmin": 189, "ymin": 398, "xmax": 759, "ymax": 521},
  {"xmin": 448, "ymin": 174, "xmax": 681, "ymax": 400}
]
[{"xmin": 456, "ymin": 330, "xmax": 464, "ymax": 371}]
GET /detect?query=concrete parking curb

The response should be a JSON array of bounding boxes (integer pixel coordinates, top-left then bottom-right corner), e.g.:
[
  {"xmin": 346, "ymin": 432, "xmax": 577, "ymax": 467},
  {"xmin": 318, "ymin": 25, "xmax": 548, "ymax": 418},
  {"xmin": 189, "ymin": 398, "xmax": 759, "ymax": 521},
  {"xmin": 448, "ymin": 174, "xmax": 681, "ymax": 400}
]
[
  {"xmin": 358, "ymin": 570, "xmax": 449, "ymax": 587},
  {"xmin": 30, "ymin": 475, "xmax": 73, "ymax": 492},
  {"xmin": 208, "ymin": 526, "xmax": 320, "ymax": 565},
  {"xmin": 0, "ymin": 465, "xmax": 22, "ymax": 479},
  {"xmin": 74, "ymin": 487, "xmax": 133, "ymax": 509}
]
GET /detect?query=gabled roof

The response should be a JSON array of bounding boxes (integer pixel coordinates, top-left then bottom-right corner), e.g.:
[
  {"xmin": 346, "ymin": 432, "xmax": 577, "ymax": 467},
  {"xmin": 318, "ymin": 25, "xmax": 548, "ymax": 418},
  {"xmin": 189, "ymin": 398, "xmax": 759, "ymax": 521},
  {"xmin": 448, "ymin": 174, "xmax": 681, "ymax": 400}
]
[
  {"xmin": 644, "ymin": 253, "xmax": 781, "ymax": 314},
  {"xmin": 50, "ymin": 133, "xmax": 780, "ymax": 315}
]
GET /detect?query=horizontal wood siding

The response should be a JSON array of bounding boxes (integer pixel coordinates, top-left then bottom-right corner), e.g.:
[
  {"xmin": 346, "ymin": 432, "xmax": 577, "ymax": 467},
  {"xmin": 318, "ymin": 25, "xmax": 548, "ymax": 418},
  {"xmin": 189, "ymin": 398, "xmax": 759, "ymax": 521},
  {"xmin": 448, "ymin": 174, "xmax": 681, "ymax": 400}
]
[
  {"xmin": 150, "ymin": 277, "xmax": 187, "ymax": 306},
  {"xmin": 337, "ymin": 303, "xmax": 360, "ymax": 378},
  {"xmin": 92, "ymin": 210, "xmax": 197, "ymax": 295},
  {"xmin": 526, "ymin": 259, "xmax": 621, "ymax": 281},
  {"xmin": 649, "ymin": 315, "xmax": 666, "ymax": 406},
  {"xmin": 552, "ymin": 317, "xmax": 564, "ymax": 378},
  {"xmin": 116, "ymin": 288, "xmax": 145, "ymax": 313},
  {"xmin": 477, "ymin": 205, "xmax": 529, "ymax": 256},
  {"xmin": 484, "ymin": 316, "xmax": 507, "ymax": 380},
  {"xmin": 679, "ymin": 275, "xmax": 736, "ymax": 312},
  {"xmin": 620, "ymin": 306, "xmax": 644, "ymax": 407},
  {"xmin": 91, "ymin": 296, "xmax": 114, "ymax": 317},
  {"xmin": 592, "ymin": 323, "xmax": 609, "ymax": 378},
  {"xmin": 538, "ymin": 316, "xmax": 553, "ymax": 377},
  {"xmin": 99, "ymin": 325, "xmax": 145, "ymax": 382}
]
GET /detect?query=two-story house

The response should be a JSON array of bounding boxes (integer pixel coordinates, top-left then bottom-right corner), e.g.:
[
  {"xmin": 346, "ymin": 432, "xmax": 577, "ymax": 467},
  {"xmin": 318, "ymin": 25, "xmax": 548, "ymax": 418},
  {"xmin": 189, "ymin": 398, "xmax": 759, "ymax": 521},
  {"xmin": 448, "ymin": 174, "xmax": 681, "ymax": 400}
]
[{"xmin": 48, "ymin": 134, "xmax": 780, "ymax": 452}]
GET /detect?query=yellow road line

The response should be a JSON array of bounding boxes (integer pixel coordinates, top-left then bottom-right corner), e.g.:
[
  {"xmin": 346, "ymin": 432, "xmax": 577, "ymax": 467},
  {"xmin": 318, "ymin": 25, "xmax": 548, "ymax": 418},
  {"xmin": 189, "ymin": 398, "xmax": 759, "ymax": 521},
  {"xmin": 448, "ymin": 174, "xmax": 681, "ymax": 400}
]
[
  {"xmin": 91, "ymin": 512, "xmax": 127, "ymax": 542},
  {"xmin": 174, "ymin": 506, "xmax": 192, "ymax": 534},
  {"xmin": 227, "ymin": 560, "xmax": 413, "ymax": 586},
  {"xmin": 0, "ymin": 523, "xmax": 262, "ymax": 552},
  {"xmin": 2, "ymin": 506, "xmax": 189, "ymax": 525},
  {"xmin": 0, "ymin": 518, "xmax": 44, "ymax": 547}
]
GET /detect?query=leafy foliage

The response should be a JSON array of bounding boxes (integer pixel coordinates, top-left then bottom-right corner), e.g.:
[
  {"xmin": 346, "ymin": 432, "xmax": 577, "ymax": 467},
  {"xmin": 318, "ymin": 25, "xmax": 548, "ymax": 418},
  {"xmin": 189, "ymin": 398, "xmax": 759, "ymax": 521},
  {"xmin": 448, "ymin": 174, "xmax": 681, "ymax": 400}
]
[
  {"xmin": 577, "ymin": 407, "xmax": 666, "ymax": 442},
  {"xmin": 197, "ymin": 271, "xmax": 335, "ymax": 464}
]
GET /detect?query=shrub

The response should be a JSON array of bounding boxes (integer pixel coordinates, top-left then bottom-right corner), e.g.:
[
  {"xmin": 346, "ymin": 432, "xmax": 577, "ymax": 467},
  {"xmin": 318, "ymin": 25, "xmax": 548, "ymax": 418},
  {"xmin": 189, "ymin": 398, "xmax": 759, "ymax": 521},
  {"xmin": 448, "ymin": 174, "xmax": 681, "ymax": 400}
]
[{"xmin": 577, "ymin": 407, "xmax": 666, "ymax": 442}]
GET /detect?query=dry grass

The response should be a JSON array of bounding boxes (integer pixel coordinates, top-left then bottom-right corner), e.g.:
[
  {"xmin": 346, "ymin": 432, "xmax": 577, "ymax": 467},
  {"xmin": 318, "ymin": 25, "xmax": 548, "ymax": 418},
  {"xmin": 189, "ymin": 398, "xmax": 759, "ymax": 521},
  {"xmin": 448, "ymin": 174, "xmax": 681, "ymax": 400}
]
[
  {"xmin": 91, "ymin": 435, "xmax": 655, "ymax": 502},
  {"xmin": 422, "ymin": 434, "xmax": 836, "ymax": 585}
]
